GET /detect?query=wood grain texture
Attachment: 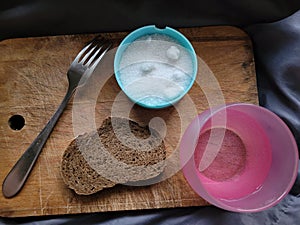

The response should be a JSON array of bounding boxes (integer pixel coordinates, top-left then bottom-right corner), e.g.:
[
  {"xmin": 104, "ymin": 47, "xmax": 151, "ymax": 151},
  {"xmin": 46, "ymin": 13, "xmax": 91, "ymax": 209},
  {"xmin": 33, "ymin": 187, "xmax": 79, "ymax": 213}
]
[{"xmin": 0, "ymin": 26, "xmax": 258, "ymax": 217}]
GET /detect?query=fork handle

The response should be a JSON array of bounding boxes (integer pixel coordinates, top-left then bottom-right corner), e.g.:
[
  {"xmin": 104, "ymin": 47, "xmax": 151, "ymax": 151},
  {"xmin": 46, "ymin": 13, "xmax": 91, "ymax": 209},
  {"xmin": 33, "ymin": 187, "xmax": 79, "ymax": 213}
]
[{"xmin": 2, "ymin": 87, "xmax": 75, "ymax": 198}]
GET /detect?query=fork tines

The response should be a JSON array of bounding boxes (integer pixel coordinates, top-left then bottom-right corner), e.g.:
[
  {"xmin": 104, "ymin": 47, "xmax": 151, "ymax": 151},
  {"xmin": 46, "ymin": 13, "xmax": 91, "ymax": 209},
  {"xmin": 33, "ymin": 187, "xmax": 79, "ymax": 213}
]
[{"xmin": 77, "ymin": 36, "xmax": 112, "ymax": 68}]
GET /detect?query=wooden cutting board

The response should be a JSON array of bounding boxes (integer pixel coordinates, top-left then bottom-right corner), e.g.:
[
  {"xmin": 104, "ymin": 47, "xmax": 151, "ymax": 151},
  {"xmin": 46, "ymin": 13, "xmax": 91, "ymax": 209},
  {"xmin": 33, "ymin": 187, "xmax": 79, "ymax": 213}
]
[{"xmin": 0, "ymin": 26, "xmax": 258, "ymax": 217}]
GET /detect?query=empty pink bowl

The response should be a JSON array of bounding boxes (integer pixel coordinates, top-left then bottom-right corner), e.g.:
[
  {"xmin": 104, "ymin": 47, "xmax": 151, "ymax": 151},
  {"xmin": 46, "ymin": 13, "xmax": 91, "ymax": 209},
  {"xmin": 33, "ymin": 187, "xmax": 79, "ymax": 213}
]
[{"xmin": 180, "ymin": 103, "xmax": 298, "ymax": 212}]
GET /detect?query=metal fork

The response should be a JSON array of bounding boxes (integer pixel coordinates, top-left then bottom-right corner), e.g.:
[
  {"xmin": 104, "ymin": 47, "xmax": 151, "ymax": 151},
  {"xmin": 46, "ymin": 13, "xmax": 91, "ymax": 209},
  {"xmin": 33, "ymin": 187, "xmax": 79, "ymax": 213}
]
[{"xmin": 2, "ymin": 36, "xmax": 112, "ymax": 198}]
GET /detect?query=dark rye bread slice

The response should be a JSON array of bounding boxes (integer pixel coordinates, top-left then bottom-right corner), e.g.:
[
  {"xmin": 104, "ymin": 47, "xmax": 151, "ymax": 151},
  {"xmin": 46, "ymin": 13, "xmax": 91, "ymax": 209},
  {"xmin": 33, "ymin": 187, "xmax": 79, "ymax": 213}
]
[{"xmin": 61, "ymin": 117, "xmax": 166, "ymax": 195}]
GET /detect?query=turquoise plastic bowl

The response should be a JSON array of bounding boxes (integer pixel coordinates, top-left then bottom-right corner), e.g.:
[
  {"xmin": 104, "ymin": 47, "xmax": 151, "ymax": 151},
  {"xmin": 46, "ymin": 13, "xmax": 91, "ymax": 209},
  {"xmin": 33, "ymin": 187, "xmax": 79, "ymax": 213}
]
[{"xmin": 114, "ymin": 25, "xmax": 198, "ymax": 109}]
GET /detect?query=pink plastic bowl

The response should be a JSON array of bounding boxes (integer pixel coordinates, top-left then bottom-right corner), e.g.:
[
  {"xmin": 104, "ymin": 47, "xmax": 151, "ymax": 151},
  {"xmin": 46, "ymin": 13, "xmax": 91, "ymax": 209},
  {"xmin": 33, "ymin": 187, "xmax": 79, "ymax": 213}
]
[{"xmin": 180, "ymin": 103, "xmax": 298, "ymax": 212}]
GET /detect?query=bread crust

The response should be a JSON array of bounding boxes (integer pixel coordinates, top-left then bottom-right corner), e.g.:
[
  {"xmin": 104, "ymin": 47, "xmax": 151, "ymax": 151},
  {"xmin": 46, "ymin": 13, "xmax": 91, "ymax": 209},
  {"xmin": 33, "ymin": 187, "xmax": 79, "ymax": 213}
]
[{"xmin": 61, "ymin": 117, "xmax": 166, "ymax": 195}]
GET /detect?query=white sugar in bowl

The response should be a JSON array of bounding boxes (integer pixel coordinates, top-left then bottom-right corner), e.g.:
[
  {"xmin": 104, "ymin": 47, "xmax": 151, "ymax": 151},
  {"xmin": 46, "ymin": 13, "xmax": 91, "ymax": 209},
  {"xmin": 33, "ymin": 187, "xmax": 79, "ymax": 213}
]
[{"xmin": 114, "ymin": 25, "xmax": 197, "ymax": 109}]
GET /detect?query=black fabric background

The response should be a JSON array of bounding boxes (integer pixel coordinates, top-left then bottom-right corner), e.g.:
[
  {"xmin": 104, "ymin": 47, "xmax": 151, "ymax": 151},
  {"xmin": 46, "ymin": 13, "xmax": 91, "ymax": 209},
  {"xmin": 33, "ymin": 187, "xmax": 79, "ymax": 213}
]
[
  {"xmin": 1, "ymin": 0, "xmax": 300, "ymax": 39},
  {"xmin": 0, "ymin": 1, "xmax": 300, "ymax": 224}
]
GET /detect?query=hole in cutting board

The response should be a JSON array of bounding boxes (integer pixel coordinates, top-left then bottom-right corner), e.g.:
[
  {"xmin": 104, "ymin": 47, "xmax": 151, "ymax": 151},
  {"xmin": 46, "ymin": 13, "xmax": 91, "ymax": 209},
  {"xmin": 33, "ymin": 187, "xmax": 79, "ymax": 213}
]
[{"xmin": 8, "ymin": 115, "xmax": 25, "ymax": 130}]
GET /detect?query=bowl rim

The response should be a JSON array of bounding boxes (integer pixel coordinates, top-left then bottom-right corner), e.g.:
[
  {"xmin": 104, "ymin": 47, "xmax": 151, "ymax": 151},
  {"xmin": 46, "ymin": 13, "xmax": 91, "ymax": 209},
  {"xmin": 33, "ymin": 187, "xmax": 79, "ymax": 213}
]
[
  {"xmin": 114, "ymin": 25, "xmax": 198, "ymax": 109},
  {"xmin": 180, "ymin": 103, "xmax": 299, "ymax": 212}
]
